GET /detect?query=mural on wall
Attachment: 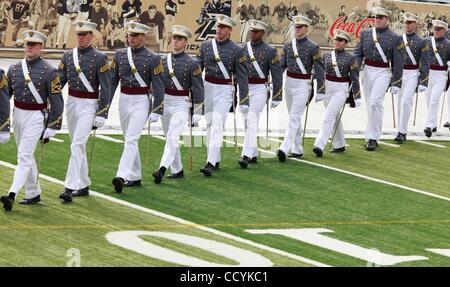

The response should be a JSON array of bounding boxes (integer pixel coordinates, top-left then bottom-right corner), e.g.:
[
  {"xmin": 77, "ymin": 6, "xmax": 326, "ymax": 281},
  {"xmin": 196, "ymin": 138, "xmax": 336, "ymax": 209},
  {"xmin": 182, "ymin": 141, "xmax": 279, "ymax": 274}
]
[{"xmin": 0, "ymin": 0, "xmax": 448, "ymax": 51}]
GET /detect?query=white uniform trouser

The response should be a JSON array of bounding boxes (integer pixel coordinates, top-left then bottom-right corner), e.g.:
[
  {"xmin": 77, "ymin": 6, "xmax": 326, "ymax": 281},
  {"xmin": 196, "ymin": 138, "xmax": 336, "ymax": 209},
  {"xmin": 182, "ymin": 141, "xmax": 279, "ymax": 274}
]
[
  {"xmin": 116, "ymin": 93, "xmax": 149, "ymax": 181},
  {"xmin": 425, "ymin": 69, "xmax": 448, "ymax": 129},
  {"xmin": 363, "ymin": 65, "xmax": 391, "ymax": 141},
  {"xmin": 279, "ymin": 76, "xmax": 311, "ymax": 155},
  {"xmin": 397, "ymin": 69, "xmax": 419, "ymax": 134},
  {"xmin": 241, "ymin": 84, "xmax": 267, "ymax": 158},
  {"xmin": 8, "ymin": 108, "xmax": 44, "ymax": 199},
  {"xmin": 64, "ymin": 96, "xmax": 97, "ymax": 190},
  {"xmin": 160, "ymin": 95, "xmax": 189, "ymax": 174},
  {"xmin": 314, "ymin": 80, "xmax": 348, "ymax": 150},
  {"xmin": 56, "ymin": 14, "xmax": 72, "ymax": 46},
  {"xmin": 204, "ymin": 81, "xmax": 233, "ymax": 165}
]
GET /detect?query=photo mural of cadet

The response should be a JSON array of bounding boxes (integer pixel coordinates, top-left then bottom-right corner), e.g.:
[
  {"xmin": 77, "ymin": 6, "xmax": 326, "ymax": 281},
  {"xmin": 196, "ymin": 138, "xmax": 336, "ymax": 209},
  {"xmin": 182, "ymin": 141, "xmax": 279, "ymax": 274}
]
[
  {"xmin": 8, "ymin": 0, "xmax": 33, "ymax": 44},
  {"xmin": 139, "ymin": 4, "xmax": 165, "ymax": 51},
  {"xmin": 56, "ymin": 0, "xmax": 80, "ymax": 49}
]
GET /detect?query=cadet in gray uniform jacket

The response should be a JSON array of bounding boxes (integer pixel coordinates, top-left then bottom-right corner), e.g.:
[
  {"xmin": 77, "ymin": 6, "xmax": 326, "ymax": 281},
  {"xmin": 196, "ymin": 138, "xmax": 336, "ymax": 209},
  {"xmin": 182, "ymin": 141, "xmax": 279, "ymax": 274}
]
[
  {"xmin": 1, "ymin": 30, "xmax": 64, "ymax": 212},
  {"xmin": 58, "ymin": 20, "xmax": 111, "ymax": 203}
]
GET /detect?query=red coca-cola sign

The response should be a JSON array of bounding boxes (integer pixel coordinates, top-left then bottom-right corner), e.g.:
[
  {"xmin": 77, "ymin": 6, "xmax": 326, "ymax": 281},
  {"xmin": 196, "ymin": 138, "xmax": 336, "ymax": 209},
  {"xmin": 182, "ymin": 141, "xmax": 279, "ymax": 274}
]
[{"xmin": 329, "ymin": 16, "xmax": 375, "ymax": 39}]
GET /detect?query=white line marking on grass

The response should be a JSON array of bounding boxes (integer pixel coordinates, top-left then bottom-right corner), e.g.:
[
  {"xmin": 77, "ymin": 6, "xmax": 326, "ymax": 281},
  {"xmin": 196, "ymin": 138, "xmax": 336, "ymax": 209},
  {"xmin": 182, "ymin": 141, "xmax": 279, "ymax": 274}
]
[
  {"xmin": 414, "ymin": 140, "xmax": 447, "ymax": 149},
  {"xmin": 50, "ymin": 138, "xmax": 64, "ymax": 143},
  {"xmin": 426, "ymin": 249, "xmax": 450, "ymax": 258},
  {"xmin": 0, "ymin": 160, "xmax": 328, "ymax": 267},
  {"xmin": 221, "ymin": 139, "xmax": 450, "ymax": 204},
  {"xmin": 151, "ymin": 135, "xmax": 185, "ymax": 145},
  {"xmin": 377, "ymin": 141, "xmax": 399, "ymax": 148},
  {"xmin": 95, "ymin": 135, "xmax": 124, "ymax": 144}
]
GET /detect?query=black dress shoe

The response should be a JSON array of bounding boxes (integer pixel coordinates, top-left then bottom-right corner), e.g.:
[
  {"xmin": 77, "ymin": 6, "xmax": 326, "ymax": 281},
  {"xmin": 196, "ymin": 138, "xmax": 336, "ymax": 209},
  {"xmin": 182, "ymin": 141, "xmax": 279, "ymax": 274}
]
[
  {"xmin": 167, "ymin": 170, "xmax": 184, "ymax": 179},
  {"xmin": 312, "ymin": 147, "xmax": 323, "ymax": 157},
  {"xmin": 331, "ymin": 147, "xmax": 346, "ymax": 153},
  {"xmin": 200, "ymin": 162, "xmax": 214, "ymax": 177},
  {"xmin": 424, "ymin": 127, "xmax": 432, "ymax": 138},
  {"xmin": 124, "ymin": 180, "xmax": 142, "ymax": 187},
  {"xmin": 59, "ymin": 188, "xmax": 73, "ymax": 202},
  {"xmin": 238, "ymin": 156, "xmax": 250, "ymax": 169},
  {"xmin": 444, "ymin": 122, "xmax": 450, "ymax": 128},
  {"xmin": 248, "ymin": 157, "xmax": 258, "ymax": 164},
  {"xmin": 276, "ymin": 149, "xmax": 286, "ymax": 162},
  {"xmin": 73, "ymin": 187, "xmax": 89, "ymax": 197},
  {"xmin": 394, "ymin": 133, "xmax": 406, "ymax": 144},
  {"xmin": 0, "ymin": 196, "xmax": 14, "ymax": 211},
  {"xmin": 153, "ymin": 171, "xmax": 163, "ymax": 184},
  {"xmin": 366, "ymin": 139, "xmax": 378, "ymax": 151},
  {"xmin": 288, "ymin": 153, "xmax": 303, "ymax": 159},
  {"xmin": 213, "ymin": 162, "xmax": 220, "ymax": 171},
  {"xmin": 112, "ymin": 177, "xmax": 125, "ymax": 193},
  {"xmin": 19, "ymin": 195, "xmax": 41, "ymax": 205},
  {"xmin": 432, "ymin": 127, "xmax": 437, "ymax": 132}
]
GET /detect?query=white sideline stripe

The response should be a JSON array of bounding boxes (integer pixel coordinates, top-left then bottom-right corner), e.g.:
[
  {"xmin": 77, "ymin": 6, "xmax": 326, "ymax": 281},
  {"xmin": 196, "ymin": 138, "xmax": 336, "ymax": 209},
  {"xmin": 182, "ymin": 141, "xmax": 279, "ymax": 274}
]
[
  {"xmin": 0, "ymin": 160, "xmax": 328, "ymax": 267},
  {"xmin": 414, "ymin": 140, "xmax": 447, "ymax": 149},
  {"xmin": 95, "ymin": 135, "xmax": 124, "ymax": 144},
  {"xmin": 152, "ymin": 135, "xmax": 185, "ymax": 145},
  {"xmin": 377, "ymin": 140, "xmax": 399, "ymax": 148},
  {"xmin": 426, "ymin": 249, "xmax": 450, "ymax": 257},
  {"xmin": 221, "ymin": 139, "xmax": 450, "ymax": 203},
  {"xmin": 50, "ymin": 138, "xmax": 64, "ymax": 143}
]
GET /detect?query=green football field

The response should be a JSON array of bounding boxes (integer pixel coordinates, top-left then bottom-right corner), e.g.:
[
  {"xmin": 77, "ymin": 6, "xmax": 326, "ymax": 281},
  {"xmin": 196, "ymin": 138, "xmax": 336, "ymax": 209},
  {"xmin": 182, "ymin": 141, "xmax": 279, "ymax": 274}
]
[{"xmin": 1, "ymin": 132, "xmax": 450, "ymax": 266}]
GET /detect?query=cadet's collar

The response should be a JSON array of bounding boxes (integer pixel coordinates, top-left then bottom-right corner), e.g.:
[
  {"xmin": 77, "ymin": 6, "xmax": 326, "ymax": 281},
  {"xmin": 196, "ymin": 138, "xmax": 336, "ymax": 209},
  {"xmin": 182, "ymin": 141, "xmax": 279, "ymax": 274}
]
[
  {"xmin": 26, "ymin": 56, "xmax": 42, "ymax": 65},
  {"xmin": 216, "ymin": 38, "xmax": 230, "ymax": 46},
  {"xmin": 376, "ymin": 27, "xmax": 389, "ymax": 33},
  {"xmin": 132, "ymin": 45, "xmax": 146, "ymax": 53},
  {"xmin": 406, "ymin": 31, "xmax": 416, "ymax": 37},
  {"xmin": 335, "ymin": 48, "xmax": 345, "ymax": 54},
  {"xmin": 78, "ymin": 45, "xmax": 93, "ymax": 54},
  {"xmin": 435, "ymin": 36, "xmax": 445, "ymax": 42},
  {"xmin": 251, "ymin": 39, "xmax": 264, "ymax": 47},
  {"xmin": 296, "ymin": 36, "xmax": 308, "ymax": 43},
  {"xmin": 172, "ymin": 51, "xmax": 186, "ymax": 58}
]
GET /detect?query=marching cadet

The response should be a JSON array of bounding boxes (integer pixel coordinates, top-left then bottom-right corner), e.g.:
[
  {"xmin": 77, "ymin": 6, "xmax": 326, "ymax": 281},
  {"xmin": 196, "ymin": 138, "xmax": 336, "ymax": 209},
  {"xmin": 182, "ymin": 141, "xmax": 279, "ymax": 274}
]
[
  {"xmin": 196, "ymin": 14, "xmax": 248, "ymax": 177},
  {"xmin": 276, "ymin": 15, "xmax": 325, "ymax": 161},
  {"xmin": 0, "ymin": 69, "xmax": 9, "ymax": 145},
  {"xmin": 423, "ymin": 20, "xmax": 450, "ymax": 138},
  {"xmin": 0, "ymin": 31, "xmax": 63, "ymax": 211},
  {"xmin": 110, "ymin": 21, "xmax": 164, "ymax": 193},
  {"xmin": 354, "ymin": 7, "xmax": 402, "ymax": 152},
  {"xmin": 238, "ymin": 19, "xmax": 283, "ymax": 168},
  {"xmin": 444, "ymin": 27, "xmax": 450, "ymax": 129},
  {"xmin": 312, "ymin": 30, "xmax": 361, "ymax": 157},
  {"xmin": 393, "ymin": 13, "xmax": 429, "ymax": 144},
  {"xmin": 152, "ymin": 25, "xmax": 204, "ymax": 184},
  {"xmin": 58, "ymin": 20, "xmax": 111, "ymax": 203}
]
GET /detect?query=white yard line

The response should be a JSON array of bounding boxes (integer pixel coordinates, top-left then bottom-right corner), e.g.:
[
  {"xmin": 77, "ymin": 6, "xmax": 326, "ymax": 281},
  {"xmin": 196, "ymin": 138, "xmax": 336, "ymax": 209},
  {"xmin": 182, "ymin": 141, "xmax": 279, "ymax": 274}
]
[
  {"xmin": 0, "ymin": 160, "xmax": 328, "ymax": 267},
  {"xmin": 49, "ymin": 138, "xmax": 64, "ymax": 143},
  {"xmin": 377, "ymin": 140, "xmax": 400, "ymax": 148},
  {"xmin": 95, "ymin": 135, "xmax": 124, "ymax": 144},
  {"xmin": 220, "ymin": 139, "xmax": 450, "ymax": 204},
  {"xmin": 414, "ymin": 140, "xmax": 447, "ymax": 149}
]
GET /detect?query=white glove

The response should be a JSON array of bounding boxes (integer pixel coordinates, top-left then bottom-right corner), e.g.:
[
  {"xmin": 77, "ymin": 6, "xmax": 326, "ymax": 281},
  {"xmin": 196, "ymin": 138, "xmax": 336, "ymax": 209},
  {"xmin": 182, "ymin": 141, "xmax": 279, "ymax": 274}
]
[
  {"xmin": 148, "ymin": 113, "xmax": 159, "ymax": 123},
  {"xmin": 192, "ymin": 114, "xmax": 202, "ymax": 124},
  {"xmin": 43, "ymin": 128, "xmax": 56, "ymax": 139},
  {"xmin": 418, "ymin": 85, "xmax": 427, "ymax": 93},
  {"xmin": 271, "ymin": 100, "xmax": 281, "ymax": 108},
  {"xmin": 391, "ymin": 86, "xmax": 400, "ymax": 95},
  {"xmin": 355, "ymin": 98, "xmax": 362, "ymax": 108},
  {"xmin": 315, "ymin": 93, "xmax": 326, "ymax": 103},
  {"xmin": 239, "ymin": 105, "xmax": 249, "ymax": 113},
  {"xmin": 0, "ymin": 132, "xmax": 10, "ymax": 144},
  {"xmin": 93, "ymin": 116, "xmax": 105, "ymax": 128}
]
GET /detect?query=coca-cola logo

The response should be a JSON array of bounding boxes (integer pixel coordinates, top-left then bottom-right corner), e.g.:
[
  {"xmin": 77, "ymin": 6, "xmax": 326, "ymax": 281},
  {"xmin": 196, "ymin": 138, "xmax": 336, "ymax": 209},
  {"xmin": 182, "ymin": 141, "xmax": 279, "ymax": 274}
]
[{"xmin": 329, "ymin": 16, "xmax": 375, "ymax": 39}]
